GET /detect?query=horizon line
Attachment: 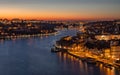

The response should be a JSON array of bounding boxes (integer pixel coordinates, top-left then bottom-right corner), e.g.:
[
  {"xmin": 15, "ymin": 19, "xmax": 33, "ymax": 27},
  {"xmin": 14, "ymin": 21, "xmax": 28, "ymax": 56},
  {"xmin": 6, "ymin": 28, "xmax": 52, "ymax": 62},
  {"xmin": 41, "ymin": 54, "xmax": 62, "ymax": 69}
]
[{"xmin": 0, "ymin": 17, "xmax": 119, "ymax": 21}]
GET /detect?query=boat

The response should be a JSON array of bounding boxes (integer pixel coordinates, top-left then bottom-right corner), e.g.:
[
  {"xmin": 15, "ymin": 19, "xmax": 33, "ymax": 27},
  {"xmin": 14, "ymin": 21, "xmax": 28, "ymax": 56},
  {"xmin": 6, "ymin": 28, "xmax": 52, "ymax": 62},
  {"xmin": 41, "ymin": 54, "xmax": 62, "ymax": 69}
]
[
  {"xmin": 86, "ymin": 58, "xmax": 97, "ymax": 64},
  {"xmin": 103, "ymin": 63, "xmax": 113, "ymax": 69},
  {"xmin": 51, "ymin": 47, "xmax": 60, "ymax": 53}
]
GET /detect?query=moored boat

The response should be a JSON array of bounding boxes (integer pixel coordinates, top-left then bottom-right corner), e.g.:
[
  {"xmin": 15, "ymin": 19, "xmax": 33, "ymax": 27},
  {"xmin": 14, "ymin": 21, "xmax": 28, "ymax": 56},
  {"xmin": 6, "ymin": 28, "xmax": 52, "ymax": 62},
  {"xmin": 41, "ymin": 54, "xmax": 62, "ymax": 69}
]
[
  {"xmin": 51, "ymin": 47, "xmax": 60, "ymax": 53},
  {"xmin": 86, "ymin": 58, "xmax": 97, "ymax": 64}
]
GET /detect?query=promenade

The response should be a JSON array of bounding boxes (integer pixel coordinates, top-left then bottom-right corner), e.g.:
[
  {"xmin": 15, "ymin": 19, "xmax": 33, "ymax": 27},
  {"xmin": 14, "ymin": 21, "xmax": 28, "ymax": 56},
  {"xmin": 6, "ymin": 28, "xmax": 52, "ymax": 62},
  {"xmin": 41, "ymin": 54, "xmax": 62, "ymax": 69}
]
[
  {"xmin": 54, "ymin": 44, "xmax": 120, "ymax": 70},
  {"xmin": 67, "ymin": 50, "xmax": 120, "ymax": 69}
]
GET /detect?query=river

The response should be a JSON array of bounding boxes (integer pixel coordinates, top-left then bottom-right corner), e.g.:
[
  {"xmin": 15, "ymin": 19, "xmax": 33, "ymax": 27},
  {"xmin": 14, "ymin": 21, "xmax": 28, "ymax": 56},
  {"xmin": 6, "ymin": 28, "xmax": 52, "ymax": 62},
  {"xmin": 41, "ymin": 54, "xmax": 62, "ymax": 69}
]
[{"xmin": 0, "ymin": 29, "xmax": 120, "ymax": 75}]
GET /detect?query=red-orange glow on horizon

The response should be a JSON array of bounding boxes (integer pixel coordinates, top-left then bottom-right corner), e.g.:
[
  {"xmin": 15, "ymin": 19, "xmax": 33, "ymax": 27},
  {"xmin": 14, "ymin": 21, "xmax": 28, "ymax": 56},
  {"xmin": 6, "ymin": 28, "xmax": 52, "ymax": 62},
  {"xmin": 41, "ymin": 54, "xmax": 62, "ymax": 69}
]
[
  {"xmin": 0, "ymin": 8, "xmax": 119, "ymax": 20},
  {"xmin": 0, "ymin": 14, "xmax": 117, "ymax": 21},
  {"xmin": 0, "ymin": 1, "xmax": 120, "ymax": 21},
  {"xmin": 0, "ymin": 13, "xmax": 88, "ymax": 20},
  {"xmin": 0, "ymin": 14, "xmax": 118, "ymax": 21}
]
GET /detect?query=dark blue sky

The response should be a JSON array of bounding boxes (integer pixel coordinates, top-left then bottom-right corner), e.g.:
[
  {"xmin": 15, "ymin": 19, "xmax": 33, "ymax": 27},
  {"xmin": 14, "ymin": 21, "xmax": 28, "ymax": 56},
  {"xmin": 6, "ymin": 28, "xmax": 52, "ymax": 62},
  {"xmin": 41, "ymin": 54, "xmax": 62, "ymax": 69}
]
[{"xmin": 0, "ymin": 0, "xmax": 120, "ymax": 4}]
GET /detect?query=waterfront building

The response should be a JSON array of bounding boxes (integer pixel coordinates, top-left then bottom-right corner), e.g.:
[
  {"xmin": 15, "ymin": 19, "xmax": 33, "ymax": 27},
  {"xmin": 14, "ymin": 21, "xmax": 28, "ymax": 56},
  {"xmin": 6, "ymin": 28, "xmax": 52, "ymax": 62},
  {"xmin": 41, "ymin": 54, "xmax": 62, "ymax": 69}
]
[
  {"xmin": 95, "ymin": 34, "xmax": 120, "ymax": 40},
  {"xmin": 94, "ymin": 34, "xmax": 120, "ymax": 60},
  {"xmin": 61, "ymin": 36, "xmax": 72, "ymax": 41},
  {"xmin": 103, "ymin": 48, "xmax": 111, "ymax": 58},
  {"xmin": 111, "ymin": 46, "xmax": 120, "ymax": 60}
]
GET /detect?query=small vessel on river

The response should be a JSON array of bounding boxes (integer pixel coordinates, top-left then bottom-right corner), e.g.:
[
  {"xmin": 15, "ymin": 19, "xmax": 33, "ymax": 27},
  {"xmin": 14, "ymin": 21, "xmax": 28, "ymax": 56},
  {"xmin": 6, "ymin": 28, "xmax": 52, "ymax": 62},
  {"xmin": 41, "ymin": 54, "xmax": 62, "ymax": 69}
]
[
  {"xmin": 86, "ymin": 58, "xmax": 97, "ymax": 64},
  {"xmin": 51, "ymin": 47, "xmax": 60, "ymax": 53}
]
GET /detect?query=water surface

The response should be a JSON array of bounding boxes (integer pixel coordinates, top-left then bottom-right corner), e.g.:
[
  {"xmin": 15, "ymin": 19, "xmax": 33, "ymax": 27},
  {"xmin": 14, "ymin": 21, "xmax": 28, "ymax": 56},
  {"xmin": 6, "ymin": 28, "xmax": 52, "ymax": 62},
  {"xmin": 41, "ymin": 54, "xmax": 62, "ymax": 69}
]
[{"xmin": 0, "ymin": 29, "xmax": 119, "ymax": 75}]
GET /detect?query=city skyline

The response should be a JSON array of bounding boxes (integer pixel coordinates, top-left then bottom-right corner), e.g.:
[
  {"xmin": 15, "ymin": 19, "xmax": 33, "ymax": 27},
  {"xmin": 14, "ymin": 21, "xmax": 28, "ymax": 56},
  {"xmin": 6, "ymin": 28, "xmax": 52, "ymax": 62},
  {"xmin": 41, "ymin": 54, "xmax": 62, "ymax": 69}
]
[{"xmin": 0, "ymin": 0, "xmax": 120, "ymax": 20}]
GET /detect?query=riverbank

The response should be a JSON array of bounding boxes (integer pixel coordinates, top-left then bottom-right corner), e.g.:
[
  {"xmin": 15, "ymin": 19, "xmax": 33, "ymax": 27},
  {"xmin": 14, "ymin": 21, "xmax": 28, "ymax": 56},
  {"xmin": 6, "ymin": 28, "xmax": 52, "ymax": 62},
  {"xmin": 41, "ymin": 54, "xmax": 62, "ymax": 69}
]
[
  {"xmin": 53, "ymin": 29, "xmax": 120, "ymax": 70},
  {"xmin": 0, "ymin": 31, "xmax": 59, "ymax": 40},
  {"xmin": 53, "ymin": 43, "xmax": 120, "ymax": 69},
  {"xmin": 66, "ymin": 50, "xmax": 120, "ymax": 70}
]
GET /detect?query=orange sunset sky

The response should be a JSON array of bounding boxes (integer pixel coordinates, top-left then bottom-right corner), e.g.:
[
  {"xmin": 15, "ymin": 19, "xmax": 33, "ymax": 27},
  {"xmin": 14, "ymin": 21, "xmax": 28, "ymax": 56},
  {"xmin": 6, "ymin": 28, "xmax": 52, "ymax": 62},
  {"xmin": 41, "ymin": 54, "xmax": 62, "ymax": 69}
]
[{"xmin": 0, "ymin": 0, "xmax": 120, "ymax": 20}]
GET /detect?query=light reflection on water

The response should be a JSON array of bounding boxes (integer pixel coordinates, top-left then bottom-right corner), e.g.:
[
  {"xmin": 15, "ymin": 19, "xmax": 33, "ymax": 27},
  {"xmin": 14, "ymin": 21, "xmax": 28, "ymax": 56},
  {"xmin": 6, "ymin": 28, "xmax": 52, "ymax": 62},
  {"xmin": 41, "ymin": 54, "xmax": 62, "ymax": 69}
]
[
  {"xmin": 0, "ymin": 29, "xmax": 120, "ymax": 75},
  {"xmin": 57, "ymin": 52, "xmax": 120, "ymax": 75}
]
